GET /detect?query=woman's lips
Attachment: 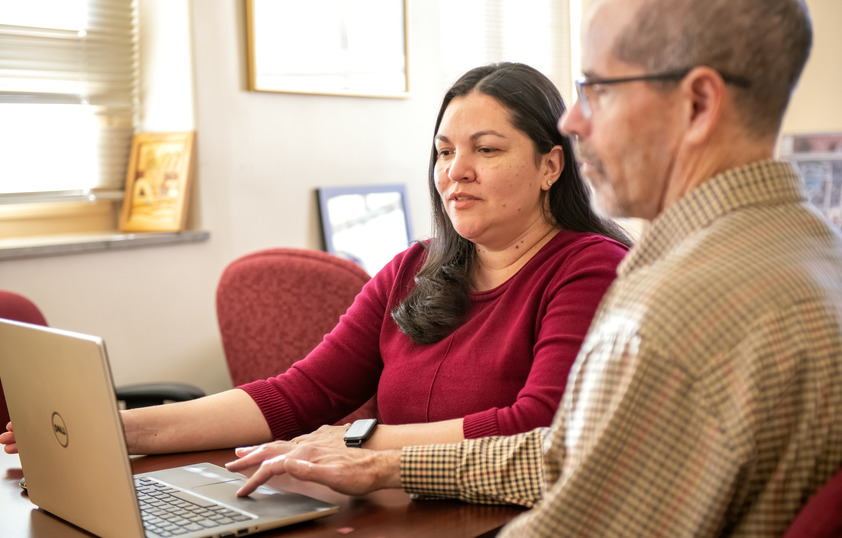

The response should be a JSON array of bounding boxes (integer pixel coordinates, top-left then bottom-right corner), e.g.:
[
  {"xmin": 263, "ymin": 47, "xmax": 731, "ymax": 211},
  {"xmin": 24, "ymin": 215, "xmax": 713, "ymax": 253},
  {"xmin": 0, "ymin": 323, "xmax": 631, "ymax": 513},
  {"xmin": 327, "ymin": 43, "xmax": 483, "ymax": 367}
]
[{"xmin": 449, "ymin": 193, "xmax": 478, "ymax": 209}]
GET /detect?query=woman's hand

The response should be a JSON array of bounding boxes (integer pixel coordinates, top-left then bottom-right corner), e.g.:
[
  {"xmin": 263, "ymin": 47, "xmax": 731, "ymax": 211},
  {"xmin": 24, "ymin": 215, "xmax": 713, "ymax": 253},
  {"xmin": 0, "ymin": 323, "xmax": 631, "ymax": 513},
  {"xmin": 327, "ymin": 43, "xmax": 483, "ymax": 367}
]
[
  {"xmin": 289, "ymin": 424, "xmax": 349, "ymax": 448},
  {"xmin": 0, "ymin": 422, "xmax": 17, "ymax": 454},
  {"xmin": 226, "ymin": 442, "xmax": 402, "ymax": 497}
]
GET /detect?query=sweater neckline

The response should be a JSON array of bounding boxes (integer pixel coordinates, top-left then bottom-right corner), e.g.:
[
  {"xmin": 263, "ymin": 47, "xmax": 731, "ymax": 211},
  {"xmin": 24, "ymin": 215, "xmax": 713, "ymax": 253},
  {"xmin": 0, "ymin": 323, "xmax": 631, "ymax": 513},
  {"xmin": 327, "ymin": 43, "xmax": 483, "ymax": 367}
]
[{"xmin": 468, "ymin": 229, "xmax": 569, "ymax": 300}]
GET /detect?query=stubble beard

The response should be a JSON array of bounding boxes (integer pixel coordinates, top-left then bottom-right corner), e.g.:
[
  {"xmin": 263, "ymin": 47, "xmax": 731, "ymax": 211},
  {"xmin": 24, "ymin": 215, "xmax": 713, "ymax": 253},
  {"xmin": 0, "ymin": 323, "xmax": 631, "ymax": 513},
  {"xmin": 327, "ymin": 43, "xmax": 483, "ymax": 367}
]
[{"xmin": 573, "ymin": 139, "xmax": 620, "ymax": 219}]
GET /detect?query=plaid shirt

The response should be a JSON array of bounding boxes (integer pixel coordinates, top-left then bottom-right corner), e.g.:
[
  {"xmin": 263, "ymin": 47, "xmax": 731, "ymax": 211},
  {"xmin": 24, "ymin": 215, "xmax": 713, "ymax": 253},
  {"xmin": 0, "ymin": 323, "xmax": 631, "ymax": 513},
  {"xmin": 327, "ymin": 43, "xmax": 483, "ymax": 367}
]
[{"xmin": 402, "ymin": 161, "xmax": 842, "ymax": 536}]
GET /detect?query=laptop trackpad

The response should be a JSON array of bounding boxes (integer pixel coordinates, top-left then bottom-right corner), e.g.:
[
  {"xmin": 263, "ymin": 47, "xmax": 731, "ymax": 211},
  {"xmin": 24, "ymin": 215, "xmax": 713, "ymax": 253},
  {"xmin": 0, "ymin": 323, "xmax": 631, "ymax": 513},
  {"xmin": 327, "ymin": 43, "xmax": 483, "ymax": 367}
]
[
  {"xmin": 191, "ymin": 480, "xmax": 337, "ymax": 517},
  {"xmin": 139, "ymin": 464, "xmax": 337, "ymax": 517}
]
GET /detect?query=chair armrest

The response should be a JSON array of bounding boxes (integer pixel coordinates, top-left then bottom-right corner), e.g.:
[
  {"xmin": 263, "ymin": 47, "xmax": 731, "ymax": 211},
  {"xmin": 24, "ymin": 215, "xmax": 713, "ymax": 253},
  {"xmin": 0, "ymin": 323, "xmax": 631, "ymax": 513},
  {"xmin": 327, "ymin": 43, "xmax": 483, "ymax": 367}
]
[{"xmin": 115, "ymin": 383, "xmax": 206, "ymax": 409}]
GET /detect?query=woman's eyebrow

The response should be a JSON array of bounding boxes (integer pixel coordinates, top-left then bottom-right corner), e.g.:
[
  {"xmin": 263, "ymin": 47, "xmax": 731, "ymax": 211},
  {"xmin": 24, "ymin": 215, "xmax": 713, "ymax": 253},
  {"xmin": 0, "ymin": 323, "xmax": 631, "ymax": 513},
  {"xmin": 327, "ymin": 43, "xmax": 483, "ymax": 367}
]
[
  {"xmin": 470, "ymin": 130, "xmax": 507, "ymax": 141},
  {"xmin": 434, "ymin": 130, "xmax": 508, "ymax": 144}
]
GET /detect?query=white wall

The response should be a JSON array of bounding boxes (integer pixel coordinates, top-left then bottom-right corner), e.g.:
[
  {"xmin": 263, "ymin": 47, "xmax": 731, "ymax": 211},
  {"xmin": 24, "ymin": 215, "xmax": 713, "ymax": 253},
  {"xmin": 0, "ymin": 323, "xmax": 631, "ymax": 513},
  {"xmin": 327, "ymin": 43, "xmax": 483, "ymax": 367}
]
[
  {"xmin": 1, "ymin": 0, "xmax": 839, "ymax": 395},
  {"xmin": 189, "ymin": 0, "xmax": 441, "ymax": 259},
  {"xmin": 139, "ymin": 0, "xmax": 196, "ymax": 132},
  {"xmin": 780, "ymin": 0, "xmax": 842, "ymax": 135}
]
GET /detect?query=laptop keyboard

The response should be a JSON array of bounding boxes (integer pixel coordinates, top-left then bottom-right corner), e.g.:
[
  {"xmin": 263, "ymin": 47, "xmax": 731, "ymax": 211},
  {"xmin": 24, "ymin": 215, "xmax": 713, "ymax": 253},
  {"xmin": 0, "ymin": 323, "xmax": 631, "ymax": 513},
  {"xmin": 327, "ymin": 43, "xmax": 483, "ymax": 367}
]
[{"xmin": 135, "ymin": 476, "xmax": 255, "ymax": 537}]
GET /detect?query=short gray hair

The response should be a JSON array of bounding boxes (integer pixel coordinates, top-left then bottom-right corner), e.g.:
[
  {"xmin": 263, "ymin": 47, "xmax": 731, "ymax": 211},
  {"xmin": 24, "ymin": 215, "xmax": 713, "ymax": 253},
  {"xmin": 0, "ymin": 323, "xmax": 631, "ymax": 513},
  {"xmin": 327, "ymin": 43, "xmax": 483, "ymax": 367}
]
[{"xmin": 613, "ymin": 0, "xmax": 812, "ymax": 137}]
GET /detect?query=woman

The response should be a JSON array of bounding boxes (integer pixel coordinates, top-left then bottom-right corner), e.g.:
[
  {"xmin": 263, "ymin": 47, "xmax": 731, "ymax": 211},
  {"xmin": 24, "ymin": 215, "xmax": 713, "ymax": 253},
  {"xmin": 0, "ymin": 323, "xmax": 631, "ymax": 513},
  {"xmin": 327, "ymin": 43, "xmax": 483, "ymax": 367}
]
[{"xmin": 2, "ymin": 63, "xmax": 628, "ymax": 456}]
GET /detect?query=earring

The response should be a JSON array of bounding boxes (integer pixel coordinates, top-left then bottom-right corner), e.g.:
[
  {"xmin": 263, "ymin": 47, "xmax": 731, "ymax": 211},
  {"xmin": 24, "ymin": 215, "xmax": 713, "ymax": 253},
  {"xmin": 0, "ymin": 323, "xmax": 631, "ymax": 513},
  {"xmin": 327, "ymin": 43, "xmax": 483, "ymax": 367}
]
[{"xmin": 547, "ymin": 180, "xmax": 554, "ymax": 187}]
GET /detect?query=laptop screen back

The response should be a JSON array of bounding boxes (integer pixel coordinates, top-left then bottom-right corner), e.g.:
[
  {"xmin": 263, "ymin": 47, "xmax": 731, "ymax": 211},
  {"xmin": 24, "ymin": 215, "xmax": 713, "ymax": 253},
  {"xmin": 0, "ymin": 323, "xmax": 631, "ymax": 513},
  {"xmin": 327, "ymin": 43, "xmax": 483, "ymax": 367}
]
[{"xmin": 0, "ymin": 319, "xmax": 145, "ymax": 538}]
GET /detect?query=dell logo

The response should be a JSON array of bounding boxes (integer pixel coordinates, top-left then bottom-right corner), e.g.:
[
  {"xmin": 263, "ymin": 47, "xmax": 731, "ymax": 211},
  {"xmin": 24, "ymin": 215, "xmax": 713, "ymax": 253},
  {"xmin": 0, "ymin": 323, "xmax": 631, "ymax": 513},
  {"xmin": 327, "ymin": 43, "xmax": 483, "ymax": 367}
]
[{"xmin": 51, "ymin": 412, "xmax": 69, "ymax": 448}]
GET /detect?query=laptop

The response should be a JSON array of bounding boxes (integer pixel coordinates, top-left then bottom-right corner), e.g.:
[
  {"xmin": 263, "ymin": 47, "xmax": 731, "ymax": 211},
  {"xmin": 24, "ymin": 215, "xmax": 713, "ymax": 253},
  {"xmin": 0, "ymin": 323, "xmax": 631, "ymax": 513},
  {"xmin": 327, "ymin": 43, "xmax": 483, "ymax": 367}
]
[{"xmin": 0, "ymin": 319, "xmax": 339, "ymax": 538}]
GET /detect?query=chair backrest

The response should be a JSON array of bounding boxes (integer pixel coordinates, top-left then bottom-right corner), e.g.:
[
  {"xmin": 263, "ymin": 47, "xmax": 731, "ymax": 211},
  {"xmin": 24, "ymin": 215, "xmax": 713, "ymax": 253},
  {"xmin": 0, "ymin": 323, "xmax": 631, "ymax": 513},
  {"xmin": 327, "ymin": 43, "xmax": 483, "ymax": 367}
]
[
  {"xmin": 216, "ymin": 248, "xmax": 377, "ymax": 424},
  {"xmin": 782, "ymin": 466, "xmax": 842, "ymax": 537},
  {"xmin": 0, "ymin": 290, "xmax": 49, "ymax": 426}
]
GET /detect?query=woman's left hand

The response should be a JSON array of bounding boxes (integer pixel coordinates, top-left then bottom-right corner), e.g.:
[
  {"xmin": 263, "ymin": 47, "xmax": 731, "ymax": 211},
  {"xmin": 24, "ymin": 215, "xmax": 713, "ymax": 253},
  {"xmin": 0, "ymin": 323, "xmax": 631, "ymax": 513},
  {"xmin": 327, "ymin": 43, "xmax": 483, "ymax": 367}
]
[{"xmin": 289, "ymin": 424, "xmax": 350, "ymax": 448}]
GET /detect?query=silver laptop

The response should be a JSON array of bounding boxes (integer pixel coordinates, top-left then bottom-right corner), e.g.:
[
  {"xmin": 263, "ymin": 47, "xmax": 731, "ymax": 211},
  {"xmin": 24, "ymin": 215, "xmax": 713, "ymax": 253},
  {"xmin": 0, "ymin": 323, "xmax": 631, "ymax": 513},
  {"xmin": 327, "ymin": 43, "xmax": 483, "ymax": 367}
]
[{"xmin": 0, "ymin": 319, "xmax": 338, "ymax": 538}]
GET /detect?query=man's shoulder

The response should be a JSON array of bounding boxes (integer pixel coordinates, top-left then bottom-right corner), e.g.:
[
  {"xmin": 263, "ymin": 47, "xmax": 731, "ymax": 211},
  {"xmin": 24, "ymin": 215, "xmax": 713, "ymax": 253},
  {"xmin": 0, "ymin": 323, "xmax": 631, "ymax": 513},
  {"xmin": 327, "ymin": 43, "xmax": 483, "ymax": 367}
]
[
  {"xmin": 607, "ymin": 203, "xmax": 842, "ymax": 368},
  {"xmin": 648, "ymin": 199, "xmax": 842, "ymax": 296}
]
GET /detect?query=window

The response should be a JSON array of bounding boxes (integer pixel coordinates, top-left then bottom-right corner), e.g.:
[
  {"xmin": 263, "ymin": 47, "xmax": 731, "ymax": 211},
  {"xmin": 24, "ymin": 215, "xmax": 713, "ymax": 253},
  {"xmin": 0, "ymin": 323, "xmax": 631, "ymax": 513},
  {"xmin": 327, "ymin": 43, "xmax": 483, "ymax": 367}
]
[
  {"xmin": 0, "ymin": 0, "xmax": 138, "ymax": 237},
  {"xmin": 437, "ymin": 0, "xmax": 573, "ymax": 102}
]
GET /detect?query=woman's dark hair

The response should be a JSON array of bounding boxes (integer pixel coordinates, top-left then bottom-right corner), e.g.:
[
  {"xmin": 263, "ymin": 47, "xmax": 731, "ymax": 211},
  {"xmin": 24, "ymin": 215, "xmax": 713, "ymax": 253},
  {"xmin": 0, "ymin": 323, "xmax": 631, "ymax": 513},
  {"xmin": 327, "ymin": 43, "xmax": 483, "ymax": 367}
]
[{"xmin": 392, "ymin": 62, "xmax": 631, "ymax": 345}]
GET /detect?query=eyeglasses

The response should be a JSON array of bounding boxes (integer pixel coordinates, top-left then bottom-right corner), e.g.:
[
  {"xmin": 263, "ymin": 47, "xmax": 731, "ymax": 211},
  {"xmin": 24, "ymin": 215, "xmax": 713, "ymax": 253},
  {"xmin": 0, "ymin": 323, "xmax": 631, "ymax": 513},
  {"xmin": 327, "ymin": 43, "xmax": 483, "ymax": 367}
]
[{"xmin": 574, "ymin": 68, "xmax": 751, "ymax": 118}]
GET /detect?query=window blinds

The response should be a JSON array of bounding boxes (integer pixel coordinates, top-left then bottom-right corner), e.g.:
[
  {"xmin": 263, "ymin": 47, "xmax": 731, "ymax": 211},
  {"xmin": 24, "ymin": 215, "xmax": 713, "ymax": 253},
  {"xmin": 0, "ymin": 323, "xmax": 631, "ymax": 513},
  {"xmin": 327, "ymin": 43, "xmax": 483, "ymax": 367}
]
[{"xmin": 0, "ymin": 0, "xmax": 138, "ymax": 196}]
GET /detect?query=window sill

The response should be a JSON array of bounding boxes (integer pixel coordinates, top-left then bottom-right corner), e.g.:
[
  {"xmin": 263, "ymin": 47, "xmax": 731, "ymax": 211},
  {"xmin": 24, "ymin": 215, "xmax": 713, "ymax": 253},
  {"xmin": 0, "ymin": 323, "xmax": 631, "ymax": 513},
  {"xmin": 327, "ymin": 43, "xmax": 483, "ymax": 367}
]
[{"xmin": 0, "ymin": 230, "xmax": 210, "ymax": 261}]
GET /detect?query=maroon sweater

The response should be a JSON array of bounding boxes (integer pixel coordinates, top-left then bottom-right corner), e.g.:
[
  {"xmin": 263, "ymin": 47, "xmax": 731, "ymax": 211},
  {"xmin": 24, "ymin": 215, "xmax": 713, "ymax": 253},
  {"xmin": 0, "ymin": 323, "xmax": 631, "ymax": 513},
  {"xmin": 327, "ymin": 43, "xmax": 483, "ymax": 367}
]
[{"xmin": 240, "ymin": 230, "xmax": 627, "ymax": 440}]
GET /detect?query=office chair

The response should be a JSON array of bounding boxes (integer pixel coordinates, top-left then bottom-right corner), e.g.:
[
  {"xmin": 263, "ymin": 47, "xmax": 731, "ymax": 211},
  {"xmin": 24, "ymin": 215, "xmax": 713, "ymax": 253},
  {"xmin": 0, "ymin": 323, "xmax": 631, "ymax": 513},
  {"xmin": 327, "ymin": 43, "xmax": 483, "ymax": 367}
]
[
  {"xmin": 216, "ymin": 248, "xmax": 378, "ymax": 425},
  {"xmin": 0, "ymin": 290, "xmax": 48, "ymax": 426},
  {"xmin": 0, "ymin": 290, "xmax": 204, "ymax": 423}
]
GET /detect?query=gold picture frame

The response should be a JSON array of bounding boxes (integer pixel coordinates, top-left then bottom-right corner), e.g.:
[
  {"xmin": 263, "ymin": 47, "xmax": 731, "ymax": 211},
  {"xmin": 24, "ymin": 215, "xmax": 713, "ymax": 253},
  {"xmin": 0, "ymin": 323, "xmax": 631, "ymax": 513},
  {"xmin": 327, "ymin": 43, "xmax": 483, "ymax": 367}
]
[
  {"xmin": 119, "ymin": 131, "xmax": 196, "ymax": 233},
  {"xmin": 245, "ymin": 0, "xmax": 409, "ymax": 98}
]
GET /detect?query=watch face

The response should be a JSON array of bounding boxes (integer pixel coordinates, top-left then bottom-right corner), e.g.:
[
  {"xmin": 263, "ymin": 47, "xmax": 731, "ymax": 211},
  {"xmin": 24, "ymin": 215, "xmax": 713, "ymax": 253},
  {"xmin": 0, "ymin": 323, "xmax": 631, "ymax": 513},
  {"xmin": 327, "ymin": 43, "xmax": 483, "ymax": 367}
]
[{"xmin": 344, "ymin": 418, "xmax": 377, "ymax": 442}]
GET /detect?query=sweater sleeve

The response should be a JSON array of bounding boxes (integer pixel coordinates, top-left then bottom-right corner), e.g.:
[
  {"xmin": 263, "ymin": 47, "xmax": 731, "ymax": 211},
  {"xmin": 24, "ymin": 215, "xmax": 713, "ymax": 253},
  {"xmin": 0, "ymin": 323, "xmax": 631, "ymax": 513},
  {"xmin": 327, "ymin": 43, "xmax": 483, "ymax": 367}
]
[
  {"xmin": 462, "ymin": 238, "xmax": 627, "ymax": 438},
  {"xmin": 237, "ymin": 249, "xmax": 414, "ymax": 441}
]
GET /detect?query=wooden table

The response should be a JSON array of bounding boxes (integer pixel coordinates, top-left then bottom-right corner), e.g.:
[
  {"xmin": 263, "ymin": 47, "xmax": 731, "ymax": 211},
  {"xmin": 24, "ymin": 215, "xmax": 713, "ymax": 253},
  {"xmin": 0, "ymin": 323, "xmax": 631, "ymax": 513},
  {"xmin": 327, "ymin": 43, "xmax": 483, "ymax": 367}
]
[{"xmin": 1, "ymin": 448, "xmax": 525, "ymax": 537}]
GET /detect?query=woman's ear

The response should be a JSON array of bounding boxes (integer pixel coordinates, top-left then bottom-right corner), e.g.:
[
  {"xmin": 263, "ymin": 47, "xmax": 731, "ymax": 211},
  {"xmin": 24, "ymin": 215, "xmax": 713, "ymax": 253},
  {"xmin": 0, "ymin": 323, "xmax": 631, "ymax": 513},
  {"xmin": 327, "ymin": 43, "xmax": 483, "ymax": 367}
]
[{"xmin": 542, "ymin": 145, "xmax": 565, "ymax": 190}]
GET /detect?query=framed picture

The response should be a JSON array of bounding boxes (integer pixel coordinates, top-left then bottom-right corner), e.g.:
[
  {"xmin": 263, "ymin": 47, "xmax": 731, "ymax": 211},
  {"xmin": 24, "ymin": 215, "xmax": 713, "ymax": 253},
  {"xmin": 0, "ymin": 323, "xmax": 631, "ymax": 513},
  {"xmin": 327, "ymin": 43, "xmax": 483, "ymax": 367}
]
[
  {"xmin": 317, "ymin": 184, "xmax": 413, "ymax": 275},
  {"xmin": 119, "ymin": 132, "xmax": 196, "ymax": 233},
  {"xmin": 245, "ymin": 0, "xmax": 409, "ymax": 98},
  {"xmin": 780, "ymin": 132, "xmax": 842, "ymax": 230}
]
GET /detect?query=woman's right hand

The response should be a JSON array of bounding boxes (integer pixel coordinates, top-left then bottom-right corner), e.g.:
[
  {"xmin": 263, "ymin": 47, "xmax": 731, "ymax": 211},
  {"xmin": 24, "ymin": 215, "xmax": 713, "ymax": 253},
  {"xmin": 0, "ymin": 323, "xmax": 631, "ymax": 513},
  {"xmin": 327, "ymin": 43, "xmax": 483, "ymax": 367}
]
[{"xmin": 1, "ymin": 422, "xmax": 17, "ymax": 454}]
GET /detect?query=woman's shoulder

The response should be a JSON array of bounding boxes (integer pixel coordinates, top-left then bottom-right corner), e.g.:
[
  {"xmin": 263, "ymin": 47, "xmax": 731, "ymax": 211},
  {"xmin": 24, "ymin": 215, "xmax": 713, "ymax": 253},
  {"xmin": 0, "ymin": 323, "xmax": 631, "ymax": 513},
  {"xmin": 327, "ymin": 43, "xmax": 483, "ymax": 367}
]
[
  {"xmin": 385, "ymin": 240, "xmax": 428, "ymax": 268},
  {"xmin": 370, "ymin": 241, "xmax": 429, "ymax": 282},
  {"xmin": 520, "ymin": 230, "xmax": 628, "ymax": 281},
  {"xmin": 548, "ymin": 229, "xmax": 629, "ymax": 258}
]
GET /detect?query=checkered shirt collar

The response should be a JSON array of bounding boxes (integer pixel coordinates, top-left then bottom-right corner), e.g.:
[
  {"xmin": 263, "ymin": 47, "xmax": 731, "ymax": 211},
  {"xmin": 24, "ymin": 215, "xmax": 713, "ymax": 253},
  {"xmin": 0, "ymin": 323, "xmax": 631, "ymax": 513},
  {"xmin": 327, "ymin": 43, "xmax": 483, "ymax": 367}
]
[{"xmin": 619, "ymin": 160, "xmax": 805, "ymax": 276}]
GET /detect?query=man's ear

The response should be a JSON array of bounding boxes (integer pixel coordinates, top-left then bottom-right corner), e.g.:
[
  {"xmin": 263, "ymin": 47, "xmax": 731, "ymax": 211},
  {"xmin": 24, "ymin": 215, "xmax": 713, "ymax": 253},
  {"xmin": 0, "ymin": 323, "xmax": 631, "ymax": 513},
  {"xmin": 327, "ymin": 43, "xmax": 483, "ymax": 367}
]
[
  {"xmin": 682, "ymin": 66, "xmax": 724, "ymax": 144},
  {"xmin": 542, "ymin": 145, "xmax": 565, "ymax": 190}
]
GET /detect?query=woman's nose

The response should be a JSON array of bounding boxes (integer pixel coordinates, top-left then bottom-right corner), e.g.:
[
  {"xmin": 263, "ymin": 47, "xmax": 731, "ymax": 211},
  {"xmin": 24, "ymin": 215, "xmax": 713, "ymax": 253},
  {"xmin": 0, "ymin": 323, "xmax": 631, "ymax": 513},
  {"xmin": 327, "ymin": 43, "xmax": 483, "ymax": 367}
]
[{"xmin": 447, "ymin": 152, "xmax": 475, "ymax": 182}]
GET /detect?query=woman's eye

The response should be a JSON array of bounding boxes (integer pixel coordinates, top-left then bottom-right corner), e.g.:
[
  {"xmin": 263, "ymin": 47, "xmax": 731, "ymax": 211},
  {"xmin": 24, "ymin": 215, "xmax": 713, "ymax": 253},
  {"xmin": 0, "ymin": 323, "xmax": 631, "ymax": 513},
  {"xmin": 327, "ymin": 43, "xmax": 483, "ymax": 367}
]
[
  {"xmin": 436, "ymin": 149, "xmax": 452, "ymax": 158},
  {"xmin": 478, "ymin": 147, "xmax": 497, "ymax": 154}
]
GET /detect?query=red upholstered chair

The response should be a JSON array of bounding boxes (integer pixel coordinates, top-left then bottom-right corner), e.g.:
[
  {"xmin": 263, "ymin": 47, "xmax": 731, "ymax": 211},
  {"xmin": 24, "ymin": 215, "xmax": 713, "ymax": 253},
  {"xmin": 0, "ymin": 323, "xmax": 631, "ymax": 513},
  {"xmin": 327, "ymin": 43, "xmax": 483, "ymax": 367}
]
[
  {"xmin": 782, "ymin": 466, "xmax": 842, "ymax": 537},
  {"xmin": 0, "ymin": 290, "xmax": 48, "ymax": 426},
  {"xmin": 216, "ymin": 248, "xmax": 378, "ymax": 425},
  {"xmin": 0, "ymin": 290, "xmax": 204, "ymax": 421}
]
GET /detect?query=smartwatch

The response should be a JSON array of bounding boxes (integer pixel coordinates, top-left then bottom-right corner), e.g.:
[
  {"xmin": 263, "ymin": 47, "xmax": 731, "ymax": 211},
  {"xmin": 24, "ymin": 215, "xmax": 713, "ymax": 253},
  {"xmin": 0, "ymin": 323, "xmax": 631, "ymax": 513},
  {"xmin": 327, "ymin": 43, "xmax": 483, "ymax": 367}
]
[{"xmin": 343, "ymin": 418, "xmax": 378, "ymax": 448}]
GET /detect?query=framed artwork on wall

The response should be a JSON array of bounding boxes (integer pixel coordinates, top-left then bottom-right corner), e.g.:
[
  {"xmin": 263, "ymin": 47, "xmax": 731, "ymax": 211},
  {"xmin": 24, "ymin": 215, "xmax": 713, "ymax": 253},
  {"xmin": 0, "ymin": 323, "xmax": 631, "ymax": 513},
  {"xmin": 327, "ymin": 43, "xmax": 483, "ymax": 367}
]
[
  {"xmin": 245, "ymin": 0, "xmax": 409, "ymax": 98},
  {"xmin": 119, "ymin": 131, "xmax": 196, "ymax": 233},
  {"xmin": 317, "ymin": 184, "xmax": 413, "ymax": 275},
  {"xmin": 780, "ymin": 132, "xmax": 842, "ymax": 231}
]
